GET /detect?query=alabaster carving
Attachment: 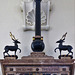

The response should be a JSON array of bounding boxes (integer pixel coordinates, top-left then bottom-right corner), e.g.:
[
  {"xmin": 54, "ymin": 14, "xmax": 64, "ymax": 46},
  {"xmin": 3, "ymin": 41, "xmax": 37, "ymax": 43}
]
[
  {"xmin": 26, "ymin": 9, "xmax": 46, "ymax": 26},
  {"xmin": 20, "ymin": 0, "xmax": 51, "ymax": 31}
]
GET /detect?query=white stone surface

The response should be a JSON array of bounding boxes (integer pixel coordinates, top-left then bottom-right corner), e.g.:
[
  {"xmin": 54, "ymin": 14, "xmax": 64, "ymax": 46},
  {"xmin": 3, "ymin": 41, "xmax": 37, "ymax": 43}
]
[
  {"xmin": 20, "ymin": 0, "xmax": 50, "ymax": 31},
  {"xmin": 0, "ymin": 0, "xmax": 74, "ymax": 74}
]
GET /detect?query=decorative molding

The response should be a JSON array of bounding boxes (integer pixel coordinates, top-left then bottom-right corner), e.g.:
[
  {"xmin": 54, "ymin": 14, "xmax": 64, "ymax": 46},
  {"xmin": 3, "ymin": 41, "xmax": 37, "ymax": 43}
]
[
  {"xmin": 26, "ymin": 9, "xmax": 46, "ymax": 26},
  {"xmin": 20, "ymin": 0, "xmax": 51, "ymax": 31}
]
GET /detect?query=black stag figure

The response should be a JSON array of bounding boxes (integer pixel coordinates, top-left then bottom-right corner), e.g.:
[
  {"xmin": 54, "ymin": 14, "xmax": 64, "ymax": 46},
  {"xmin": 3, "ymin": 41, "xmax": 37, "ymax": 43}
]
[
  {"xmin": 3, "ymin": 32, "xmax": 21, "ymax": 57},
  {"xmin": 54, "ymin": 32, "xmax": 73, "ymax": 56}
]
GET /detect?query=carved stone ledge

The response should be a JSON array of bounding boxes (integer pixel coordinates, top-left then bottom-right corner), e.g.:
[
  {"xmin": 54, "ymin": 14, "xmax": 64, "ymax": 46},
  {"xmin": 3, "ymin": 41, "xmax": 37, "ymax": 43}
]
[
  {"xmin": 22, "ymin": 52, "xmax": 54, "ymax": 59},
  {"xmin": 58, "ymin": 55, "xmax": 73, "ymax": 59},
  {"xmin": 4, "ymin": 55, "xmax": 18, "ymax": 60}
]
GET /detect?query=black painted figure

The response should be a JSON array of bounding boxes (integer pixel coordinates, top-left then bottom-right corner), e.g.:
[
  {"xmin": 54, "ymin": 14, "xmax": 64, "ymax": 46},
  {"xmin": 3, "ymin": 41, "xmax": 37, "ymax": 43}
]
[
  {"xmin": 54, "ymin": 32, "xmax": 73, "ymax": 56},
  {"xmin": 3, "ymin": 32, "xmax": 21, "ymax": 57}
]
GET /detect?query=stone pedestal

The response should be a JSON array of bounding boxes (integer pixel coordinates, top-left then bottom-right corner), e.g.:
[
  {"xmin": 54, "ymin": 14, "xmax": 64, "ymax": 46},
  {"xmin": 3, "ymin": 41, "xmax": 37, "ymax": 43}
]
[
  {"xmin": 22, "ymin": 52, "xmax": 54, "ymax": 59},
  {"xmin": 4, "ymin": 55, "xmax": 18, "ymax": 60},
  {"xmin": 0, "ymin": 52, "xmax": 74, "ymax": 75},
  {"xmin": 58, "ymin": 55, "xmax": 73, "ymax": 59}
]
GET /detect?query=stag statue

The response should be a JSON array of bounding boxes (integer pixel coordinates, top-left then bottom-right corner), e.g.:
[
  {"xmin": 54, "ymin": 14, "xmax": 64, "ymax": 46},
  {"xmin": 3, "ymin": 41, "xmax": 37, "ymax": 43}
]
[
  {"xmin": 3, "ymin": 32, "xmax": 21, "ymax": 57},
  {"xmin": 54, "ymin": 32, "xmax": 73, "ymax": 56}
]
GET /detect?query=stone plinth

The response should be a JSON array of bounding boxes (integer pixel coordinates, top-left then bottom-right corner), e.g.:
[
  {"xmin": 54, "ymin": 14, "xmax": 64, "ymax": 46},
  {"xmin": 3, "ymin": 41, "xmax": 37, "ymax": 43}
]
[
  {"xmin": 0, "ymin": 52, "xmax": 74, "ymax": 75},
  {"xmin": 4, "ymin": 55, "xmax": 18, "ymax": 59},
  {"xmin": 22, "ymin": 52, "xmax": 54, "ymax": 59},
  {"xmin": 59, "ymin": 55, "xmax": 73, "ymax": 59}
]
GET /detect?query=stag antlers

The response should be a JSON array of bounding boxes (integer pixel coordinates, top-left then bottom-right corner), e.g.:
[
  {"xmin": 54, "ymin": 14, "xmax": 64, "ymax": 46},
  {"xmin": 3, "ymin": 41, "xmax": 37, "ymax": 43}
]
[
  {"xmin": 61, "ymin": 32, "xmax": 67, "ymax": 40},
  {"xmin": 10, "ymin": 32, "xmax": 16, "ymax": 40}
]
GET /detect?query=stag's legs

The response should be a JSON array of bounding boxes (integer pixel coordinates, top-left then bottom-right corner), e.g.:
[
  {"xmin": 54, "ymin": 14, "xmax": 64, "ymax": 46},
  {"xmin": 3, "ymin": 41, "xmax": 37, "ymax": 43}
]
[
  {"xmin": 54, "ymin": 47, "xmax": 58, "ymax": 52},
  {"xmin": 7, "ymin": 52, "xmax": 10, "ymax": 55},
  {"xmin": 67, "ymin": 51, "xmax": 73, "ymax": 55},
  {"xmin": 71, "ymin": 51, "xmax": 73, "ymax": 55},
  {"xmin": 67, "ymin": 52, "xmax": 70, "ymax": 55},
  {"xmin": 3, "ymin": 52, "xmax": 5, "ymax": 57},
  {"xmin": 18, "ymin": 48, "xmax": 21, "ymax": 53},
  {"xmin": 60, "ymin": 50, "xmax": 61, "ymax": 56},
  {"xmin": 3, "ymin": 51, "xmax": 10, "ymax": 57},
  {"xmin": 70, "ymin": 51, "xmax": 73, "ymax": 55},
  {"xmin": 15, "ymin": 51, "xmax": 16, "ymax": 55}
]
